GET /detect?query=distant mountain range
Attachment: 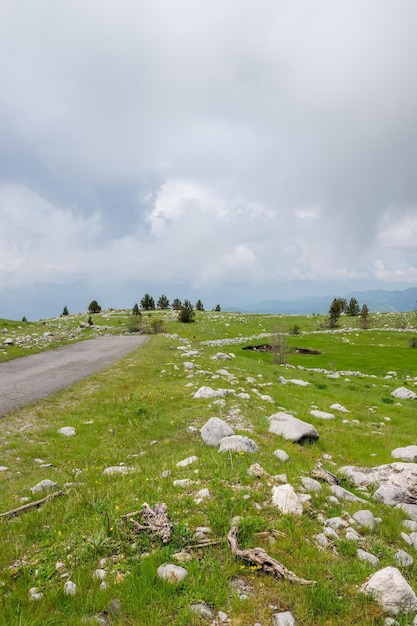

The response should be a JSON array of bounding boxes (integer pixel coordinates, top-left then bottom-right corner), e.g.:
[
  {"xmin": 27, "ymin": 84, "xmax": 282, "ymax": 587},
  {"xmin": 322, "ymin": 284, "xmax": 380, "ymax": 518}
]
[{"xmin": 225, "ymin": 288, "xmax": 417, "ymax": 315}]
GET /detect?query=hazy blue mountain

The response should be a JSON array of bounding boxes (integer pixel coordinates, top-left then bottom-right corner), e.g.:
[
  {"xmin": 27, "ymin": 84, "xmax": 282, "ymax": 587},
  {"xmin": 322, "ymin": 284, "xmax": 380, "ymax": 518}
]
[{"xmin": 225, "ymin": 288, "xmax": 417, "ymax": 315}]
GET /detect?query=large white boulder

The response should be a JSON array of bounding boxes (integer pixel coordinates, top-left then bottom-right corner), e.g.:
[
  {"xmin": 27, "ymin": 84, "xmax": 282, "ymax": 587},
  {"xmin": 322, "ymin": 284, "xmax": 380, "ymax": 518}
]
[
  {"xmin": 360, "ymin": 566, "xmax": 417, "ymax": 615},
  {"xmin": 268, "ymin": 412, "xmax": 319, "ymax": 443},
  {"xmin": 200, "ymin": 417, "xmax": 234, "ymax": 446},
  {"xmin": 271, "ymin": 484, "xmax": 303, "ymax": 515}
]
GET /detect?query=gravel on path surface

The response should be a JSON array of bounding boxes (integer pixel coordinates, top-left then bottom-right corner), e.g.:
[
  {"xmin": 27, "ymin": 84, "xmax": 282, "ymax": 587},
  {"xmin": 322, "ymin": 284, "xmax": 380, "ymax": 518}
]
[{"xmin": 0, "ymin": 335, "xmax": 147, "ymax": 417}]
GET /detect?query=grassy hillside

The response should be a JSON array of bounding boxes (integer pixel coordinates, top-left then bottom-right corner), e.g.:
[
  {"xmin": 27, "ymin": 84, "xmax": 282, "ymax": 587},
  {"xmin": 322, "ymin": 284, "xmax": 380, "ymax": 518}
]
[{"xmin": 1, "ymin": 310, "xmax": 417, "ymax": 625}]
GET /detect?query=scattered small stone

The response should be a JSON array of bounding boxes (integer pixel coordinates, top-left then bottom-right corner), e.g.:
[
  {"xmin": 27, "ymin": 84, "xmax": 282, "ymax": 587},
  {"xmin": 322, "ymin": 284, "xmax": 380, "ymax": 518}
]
[
  {"xmin": 330, "ymin": 485, "xmax": 366, "ymax": 503},
  {"xmin": 330, "ymin": 403, "xmax": 349, "ymax": 412},
  {"xmin": 219, "ymin": 435, "xmax": 259, "ymax": 453},
  {"xmin": 346, "ymin": 528, "xmax": 361, "ymax": 541},
  {"xmin": 247, "ymin": 463, "xmax": 269, "ymax": 478},
  {"xmin": 395, "ymin": 550, "xmax": 414, "ymax": 567},
  {"xmin": 357, "ymin": 549, "xmax": 379, "ymax": 566},
  {"xmin": 0, "ymin": 466, "xmax": 9, "ymax": 472},
  {"xmin": 108, "ymin": 599, "xmax": 122, "ymax": 615},
  {"xmin": 273, "ymin": 474, "xmax": 288, "ymax": 484},
  {"xmin": 301, "ymin": 477, "xmax": 322, "ymax": 493},
  {"xmin": 173, "ymin": 479, "xmax": 194, "ymax": 488},
  {"xmin": 63, "ymin": 580, "xmax": 77, "ymax": 595},
  {"xmin": 310, "ymin": 409, "xmax": 335, "ymax": 420},
  {"xmin": 173, "ymin": 552, "xmax": 193, "ymax": 562},
  {"xmin": 30, "ymin": 479, "xmax": 59, "ymax": 495},
  {"xmin": 325, "ymin": 517, "xmax": 348, "ymax": 530},
  {"xmin": 189, "ymin": 603, "xmax": 215, "ymax": 620},
  {"xmin": 176, "ymin": 455, "xmax": 198, "ymax": 467},
  {"xmin": 29, "ymin": 587, "xmax": 43, "ymax": 601},
  {"xmin": 271, "ymin": 611, "xmax": 296, "ymax": 625},
  {"xmin": 58, "ymin": 426, "xmax": 76, "ymax": 436},
  {"xmin": 103, "ymin": 465, "xmax": 135, "ymax": 475},
  {"xmin": 274, "ymin": 450, "xmax": 289, "ymax": 462},
  {"xmin": 93, "ymin": 569, "xmax": 106, "ymax": 580},
  {"xmin": 353, "ymin": 510, "xmax": 376, "ymax": 531},
  {"xmin": 157, "ymin": 563, "xmax": 188, "ymax": 583}
]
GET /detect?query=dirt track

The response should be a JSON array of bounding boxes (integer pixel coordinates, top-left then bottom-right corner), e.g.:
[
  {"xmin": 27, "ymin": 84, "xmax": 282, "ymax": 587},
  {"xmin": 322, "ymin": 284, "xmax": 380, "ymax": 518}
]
[{"xmin": 0, "ymin": 335, "xmax": 147, "ymax": 417}]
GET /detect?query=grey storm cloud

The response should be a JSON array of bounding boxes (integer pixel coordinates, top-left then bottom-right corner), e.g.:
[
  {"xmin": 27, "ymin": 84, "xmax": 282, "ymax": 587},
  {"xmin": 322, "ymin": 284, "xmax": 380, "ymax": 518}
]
[{"xmin": 1, "ymin": 0, "xmax": 417, "ymax": 317}]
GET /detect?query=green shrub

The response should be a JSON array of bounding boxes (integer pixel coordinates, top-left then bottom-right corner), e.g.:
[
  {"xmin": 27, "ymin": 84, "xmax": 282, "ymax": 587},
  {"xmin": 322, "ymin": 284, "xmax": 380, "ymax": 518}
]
[
  {"xmin": 127, "ymin": 315, "xmax": 143, "ymax": 333},
  {"xmin": 178, "ymin": 299, "xmax": 195, "ymax": 323}
]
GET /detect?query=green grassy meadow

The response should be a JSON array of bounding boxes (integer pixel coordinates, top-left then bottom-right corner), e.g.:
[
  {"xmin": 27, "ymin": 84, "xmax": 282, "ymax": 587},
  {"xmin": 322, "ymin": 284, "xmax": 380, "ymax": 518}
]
[{"xmin": 0, "ymin": 309, "xmax": 417, "ymax": 625}]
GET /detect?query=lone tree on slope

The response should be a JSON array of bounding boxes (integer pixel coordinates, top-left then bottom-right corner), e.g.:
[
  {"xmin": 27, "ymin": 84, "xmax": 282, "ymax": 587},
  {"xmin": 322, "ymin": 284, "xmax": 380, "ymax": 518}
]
[
  {"xmin": 195, "ymin": 299, "xmax": 204, "ymax": 311},
  {"xmin": 88, "ymin": 300, "xmax": 101, "ymax": 314}
]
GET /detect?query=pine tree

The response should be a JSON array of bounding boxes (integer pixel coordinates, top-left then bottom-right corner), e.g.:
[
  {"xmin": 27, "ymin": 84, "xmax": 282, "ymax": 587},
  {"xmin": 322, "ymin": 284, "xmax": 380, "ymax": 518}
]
[
  {"xmin": 346, "ymin": 298, "xmax": 360, "ymax": 316},
  {"xmin": 178, "ymin": 299, "xmax": 195, "ymax": 323},
  {"xmin": 195, "ymin": 299, "xmax": 204, "ymax": 311},
  {"xmin": 172, "ymin": 298, "xmax": 182, "ymax": 310},
  {"xmin": 132, "ymin": 303, "xmax": 141, "ymax": 316},
  {"xmin": 328, "ymin": 298, "xmax": 342, "ymax": 328},
  {"xmin": 214, "ymin": 304, "xmax": 221, "ymax": 312},
  {"xmin": 157, "ymin": 294, "xmax": 170, "ymax": 309},
  {"xmin": 62, "ymin": 306, "xmax": 69, "ymax": 316},
  {"xmin": 140, "ymin": 293, "xmax": 155, "ymax": 310}
]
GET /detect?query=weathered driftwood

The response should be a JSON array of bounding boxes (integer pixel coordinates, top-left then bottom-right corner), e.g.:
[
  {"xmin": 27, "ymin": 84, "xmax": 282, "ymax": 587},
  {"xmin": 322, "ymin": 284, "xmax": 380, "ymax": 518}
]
[
  {"xmin": 311, "ymin": 462, "xmax": 340, "ymax": 486},
  {"xmin": 0, "ymin": 490, "xmax": 64, "ymax": 519},
  {"xmin": 227, "ymin": 526, "xmax": 316, "ymax": 586},
  {"xmin": 122, "ymin": 502, "xmax": 172, "ymax": 543}
]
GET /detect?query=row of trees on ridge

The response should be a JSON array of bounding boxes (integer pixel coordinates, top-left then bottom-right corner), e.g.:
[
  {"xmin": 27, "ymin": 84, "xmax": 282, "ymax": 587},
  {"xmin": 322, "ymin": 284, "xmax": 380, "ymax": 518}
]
[{"xmin": 328, "ymin": 297, "xmax": 369, "ymax": 328}]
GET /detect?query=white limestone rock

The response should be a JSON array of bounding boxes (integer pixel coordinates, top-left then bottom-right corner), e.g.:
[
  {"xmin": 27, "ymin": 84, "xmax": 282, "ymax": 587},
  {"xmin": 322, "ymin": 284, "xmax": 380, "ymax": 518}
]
[
  {"xmin": 268, "ymin": 412, "xmax": 319, "ymax": 443},
  {"xmin": 157, "ymin": 563, "xmax": 188, "ymax": 583},
  {"xmin": 193, "ymin": 386, "xmax": 221, "ymax": 399},
  {"xmin": 58, "ymin": 426, "xmax": 76, "ymax": 437},
  {"xmin": 219, "ymin": 435, "xmax": 259, "ymax": 454},
  {"xmin": 391, "ymin": 445, "xmax": 417, "ymax": 462},
  {"xmin": 391, "ymin": 387, "xmax": 417, "ymax": 400},
  {"xmin": 200, "ymin": 417, "xmax": 234, "ymax": 446},
  {"xmin": 271, "ymin": 484, "xmax": 303, "ymax": 515},
  {"xmin": 339, "ymin": 463, "xmax": 417, "ymax": 508},
  {"xmin": 271, "ymin": 611, "xmax": 296, "ymax": 625},
  {"xmin": 103, "ymin": 466, "xmax": 135, "ymax": 476},
  {"xmin": 360, "ymin": 566, "xmax": 417, "ymax": 615},
  {"xmin": 301, "ymin": 477, "xmax": 322, "ymax": 493},
  {"xmin": 310, "ymin": 409, "xmax": 335, "ymax": 420},
  {"xmin": 30, "ymin": 479, "xmax": 59, "ymax": 495},
  {"xmin": 330, "ymin": 403, "xmax": 350, "ymax": 413},
  {"xmin": 176, "ymin": 456, "xmax": 198, "ymax": 468},
  {"xmin": 353, "ymin": 510, "xmax": 376, "ymax": 531},
  {"xmin": 357, "ymin": 549, "xmax": 379, "ymax": 567},
  {"xmin": 330, "ymin": 485, "xmax": 366, "ymax": 503},
  {"xmin": 395, "ymin": 550, "xmax": 414, "ymax": 567},
  {"xmin": 274, "ymin": 449, "xmax": 290, "ymax": 462}
]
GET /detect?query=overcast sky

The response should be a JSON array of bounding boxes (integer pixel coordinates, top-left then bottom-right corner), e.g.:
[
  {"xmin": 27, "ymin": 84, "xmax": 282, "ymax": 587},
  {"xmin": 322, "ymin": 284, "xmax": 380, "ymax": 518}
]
[{"xmin": 1, "ymin": 1, "xmax": 417, "ymax": 319}]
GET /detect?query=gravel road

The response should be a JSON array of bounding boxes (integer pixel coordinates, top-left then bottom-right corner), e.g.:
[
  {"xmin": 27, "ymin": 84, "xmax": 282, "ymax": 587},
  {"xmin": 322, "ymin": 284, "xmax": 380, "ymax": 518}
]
[{"xmin": 0, "ymin": 335, "xmax": 148, "ymax": 417}]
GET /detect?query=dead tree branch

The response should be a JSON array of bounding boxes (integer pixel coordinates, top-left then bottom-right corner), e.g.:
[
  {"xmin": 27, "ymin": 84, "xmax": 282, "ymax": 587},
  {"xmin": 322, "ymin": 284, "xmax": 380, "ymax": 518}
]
[
  {"xmin": 227, "ymin": 526, "xmax": 316, "ymax": 586},
  {"xmin": 0, "ymin": 491, "xmax": 64, "ymax": 519}
]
